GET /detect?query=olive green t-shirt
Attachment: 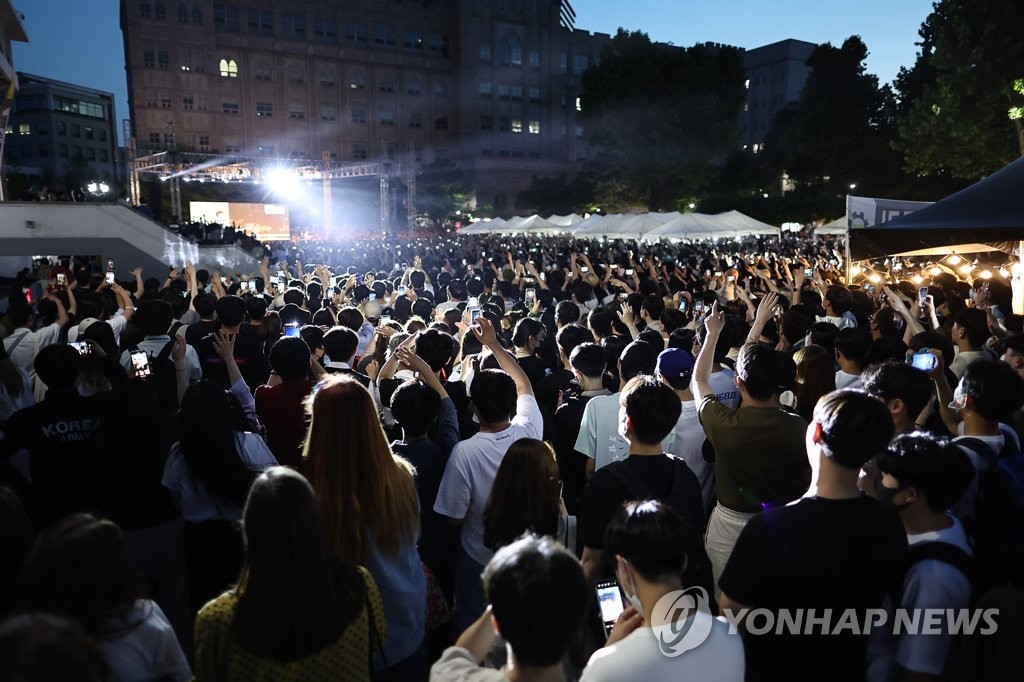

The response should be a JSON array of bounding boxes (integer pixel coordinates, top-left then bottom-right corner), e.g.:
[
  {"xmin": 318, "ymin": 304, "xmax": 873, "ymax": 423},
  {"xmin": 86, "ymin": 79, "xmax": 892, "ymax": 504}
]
[{"xmin": 698, "ymin": 397, "xmax": 811, "ymax": 513}]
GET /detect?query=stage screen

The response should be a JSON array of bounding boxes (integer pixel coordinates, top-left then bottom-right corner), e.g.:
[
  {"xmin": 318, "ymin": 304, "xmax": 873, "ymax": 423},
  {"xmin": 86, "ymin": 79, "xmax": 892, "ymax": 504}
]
[{"xmin": 189, "ymin": 202, "xmax": 291, "ymax": 242}]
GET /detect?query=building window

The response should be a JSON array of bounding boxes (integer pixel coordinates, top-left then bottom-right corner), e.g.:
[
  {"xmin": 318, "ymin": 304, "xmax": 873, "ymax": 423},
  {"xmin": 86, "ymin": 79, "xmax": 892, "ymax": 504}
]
[
  {"xmin": 158, "ymin": 48, "xmax": 169, "ymax": 69},
  {"xmin": 352, "ymin": 143, "xmax": 368, "ymax": 160},
  {"xmin": 479, "ymin": 82, "xmax": 492, "ymax": 97},
  {"xmin": 160, "ymin": 96, "xmax": 171, "ymax": 108},
  {"xmin": 498, "ymin": 84, "xmax": 510, "ymax": 100},
  {"xmin": 139, "ymin": 1, "xmax": 151, "ymax": 18},
  {"xmin": 213, "ymin": 3, "xmax": 239, "ymax": 32},
  {"xmin": 59, "ymin": 143, "xmax": 69, "ymax": 157},
  {"xmin": 314, "ymin": 17, "xmax": 337, "ymax": 42},
  {"xmin": 428, "ymin": 34, "xmax": 449, "ymax": 58},
  {"xmin": 155, "ymin": 0, "xmax": 166, "ymax": 20},
  {"xmin": 575, "ymin": 125, "xmax": 584, "ymax": 139},
  {"xmin": 434, "ymin": 80, "xmax": 448, "ymax": 97},
  {"xmin": 529, "ymin": 87, "xmax": 540, "ymax": 102},
  {"xmin": 559, "ymin": 52, "xmax": 567, "ymax": 74},
  {"xmin": 480, "ymin": 115, "xmax": 493, "ymax": 131},
  {"xmin": 511, "ymin": 85, "xmax": 522, "ymax": 100},
  {"xmin": 380, "ymin": 111, "xmax": 395, "ymax": 126},
  {"xmin": 349, "ymin": 72, "xmax": 365, "ymax": 89},
  {"xmin": 528, "ymin": 120, "xmax": 540, "ymax": 134},
  {"xmin": 149, "ymin": 132, "xmax": 160, "ymax": 145},
  {"xmin": 57, "ymin": 121, "xmax": 66, "ymax": 135},
  {"xmin": 408, "ymin": 112, "xmax": 422, "ymax": 128},
  {"xmin": 374, "ymin": 25, "xmax": 395, "ymax": 48},
  {"xmin": 407, "ymin": 78, "xmax": 422, "ymax": 95},
  {"xmin": 379, "ymin": 76, "xmax": 394, "ymax": 93},
  {"xmin": 192, "ymin": 5, "xmax": 201, "ymax": 24},
  {"xmin": 498, "ymin": 117, "xmax": 509, "ymax": 131},
  {"xmin": 222, "ymin": 100, "xmax": 239, "ymax": 114},
  {"xmin": 319, "ymin": 68, "xmax": 336, "ymax": 87},
  {"xmin": 480, "ymin": 43, "xmax": 492, "ymax": 63},
  {"xmin": 281, "ymin": 13, "xmax": 305, "ymax": 39},
  {"xmin": 247, "ymin": 8, "xmax": 272, "ymax": 35},
  {"xmin": 319, "ymin": 106, "xmax": 336, "ymax": 121},
  {"xmin": 344, "ymin": 22, "xmax": 366, "ymax": 45},
  {"xmin": 287, "ymin": 65, "xmax": 304, "ymax": 84},
  {"xmin": 573, "ymin": 54, "xmax": 588, "ymax": 75},
  {"xmin": 16, "ymin": 123, "xmax": 29, "ymax": 135},
  {"xmin": 481, "ymin": 148, "xmax": 493, "ymax": 156},
  {"xmin": 499, "ymin": 33, "xmax": 523, "ymax": 66},
  {"xmin": 529, "ymin": 50, "xmax": 540, "ymax": 68},
  {"xmin": 289, "ymin": 105, "xmax": 305, "ymax": 119},
  {"xmin": 38, "ymin": 144, "xmax": 50, "ymax": 158},
  {"xmin": 219, "ymin": 58, "xmax": 238, "ymax": 77},
  {"xmin": 435, "ymin": 116, "xmax": 448, "ymax": 130},
  {"xmin": 177, "ymin": 2, "xmax": 187, "ymax": 22},
  {"xmin": 83, "ymin": 126, "xmax": 93, "ymax": 140},
  {"xmin": 511, "ymin": 119, "xmax": 523, "ymax": 133},
  {"xmin": 254, "ymin": 61, "xmax": 272, "ymax": 81},
  {"xmin": 351, "ymin": 108, "xmax": 366, "ymax": 123},
  {"xmin": 71, "ymin": 124, "xmax": 81, "ymax": 137},
  {"xmin": 143, "ymin": 48, "xmax": 155, "ymax": 68},
  {"xmin": 256, "ymin": 101, "xmax": 273, "ymax": 117},
  {"xmin": 224, "ymin": 136, "xmax": 240, "ymax": 152},
  {"xmin": 182, "ymin": 95, "xmax": 193, "ymax": 109},
  {"xmin": 198, "ymin": 135, "xmax": 209, "ymax": 150},
  {"xmin": 402, "ymin": 31, "xmax": 422, "ymax": 53}
]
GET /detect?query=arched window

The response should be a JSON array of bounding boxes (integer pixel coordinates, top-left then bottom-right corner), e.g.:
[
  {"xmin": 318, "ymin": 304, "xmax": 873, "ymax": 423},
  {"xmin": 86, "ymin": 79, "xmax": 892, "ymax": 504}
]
[
  {"xmin": 219, "ymin": 59, "xmax": 238, "ymax": 77},
  {"xmin": 154, "ymin": 1, "xmax": 165, "ymax": 20},
  {"xmin": 349, "ymin": 71, "xmax": 365, "ymax": 89},
  {"xmin": 177, "ymin": 2, "xmax": 187, "ymax": 22},
  {"xmin": 406, "ymin": 77, "xmax": 421, "ymax": 95},
  {"xmin": 139, "ymin": 1, "xmax": 151, "ymax": 19},
  {"xmin": 254, "ymin": 60, "xmax": 272, "ymax": 82},
  {"xmin": 191, "ymin": 5, "xmax": 201, "ymax": 25}
]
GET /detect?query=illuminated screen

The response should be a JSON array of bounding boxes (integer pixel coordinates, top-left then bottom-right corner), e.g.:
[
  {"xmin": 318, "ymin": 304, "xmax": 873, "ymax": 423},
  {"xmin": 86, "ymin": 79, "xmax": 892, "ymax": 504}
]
[{"xmin": 189, "ymin": 202, "xmax": 291, "ymax": 241}]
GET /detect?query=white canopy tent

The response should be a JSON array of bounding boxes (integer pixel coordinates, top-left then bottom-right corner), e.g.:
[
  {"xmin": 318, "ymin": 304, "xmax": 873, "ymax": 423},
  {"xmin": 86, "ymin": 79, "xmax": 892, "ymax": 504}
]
[
  {"xmin": 818, "ymin": 216, "xmax": 847, "ymax": 235},
  {"xmin": 457, "ymin": 210, "xmax": 781, "ymax": 239},
  {"xmin": 548, "ymin": 213, "xmax": 584, "ymax": 227}
]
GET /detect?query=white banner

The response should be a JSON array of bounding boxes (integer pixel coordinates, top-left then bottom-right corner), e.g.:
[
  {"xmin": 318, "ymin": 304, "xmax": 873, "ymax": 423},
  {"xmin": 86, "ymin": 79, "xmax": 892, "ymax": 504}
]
[{"xmin": 846, "ymin": 195, "xmax": 932, "ymax": 229}]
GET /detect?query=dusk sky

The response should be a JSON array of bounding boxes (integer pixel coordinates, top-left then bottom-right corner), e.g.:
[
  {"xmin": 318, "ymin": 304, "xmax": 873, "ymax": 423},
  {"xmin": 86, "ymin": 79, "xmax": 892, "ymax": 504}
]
[{"xmin": 12, "ymin": 0, "xmax": 935, "ymax": 144}]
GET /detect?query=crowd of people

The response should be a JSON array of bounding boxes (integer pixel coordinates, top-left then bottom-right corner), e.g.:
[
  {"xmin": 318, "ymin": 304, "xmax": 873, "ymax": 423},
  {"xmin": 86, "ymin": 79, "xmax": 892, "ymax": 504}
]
[{"xmin": 1, "ymin": 229, "xmax": 1023, "ymax": 682}]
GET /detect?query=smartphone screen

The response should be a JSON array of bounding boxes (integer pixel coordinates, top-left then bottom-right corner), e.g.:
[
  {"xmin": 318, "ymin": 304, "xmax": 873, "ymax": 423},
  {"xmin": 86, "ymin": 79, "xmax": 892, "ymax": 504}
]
[
  {"xmin": 625, "ymin": 268, "xmax": 634, "ymax": 276},
  {"xmin": 130, "ymin": 350, "xmax": 151, "ymax": 378},
  {"xmin": 56, "ymin": 273, "xmax": 66, "ymax": 287},
  {"xmin": 804, "ymin": 268, "xmax": 813, "ymax": 278},
  {"xmin": 398, "ymin": 285, "xmax": 407, "ymax": 295},
  {"xmin": 70, "ymin": 341, "xmax": 91, "ymax": 356},
  {"xmin": 107, "ymin": 259, "xmax": 115, "ymax": 271},
  {"xmin": 469, "ymin": 306, "xmax": 482, "ymax": 323},
  {"xmin": 919, "ymin": 287, "xmax": 928, "ymax": 304},
  {"xmin": 105, "ymin": 272, "xmax": 115, "ymax": 285},
  {"xmin": 581, "ymin": 266, "xmax": 589, "ymax": 273},
  {"xmin": 911, "ymin": 353, "xmax": 937, "ymax": 371},
  {"xmin": 596, "ymin": 580, "xmax": 625, "ymax": 637},
  {"xmin": 284, "ymin": 324, "xmax": 301, "ymax": 338},
  {"xmin": 525, "ymin": 288, "xmax": 536, "ymax": 305},
  {"xmin": 380, "ymin": 315, "xmax": 392, "ymax": 326}
]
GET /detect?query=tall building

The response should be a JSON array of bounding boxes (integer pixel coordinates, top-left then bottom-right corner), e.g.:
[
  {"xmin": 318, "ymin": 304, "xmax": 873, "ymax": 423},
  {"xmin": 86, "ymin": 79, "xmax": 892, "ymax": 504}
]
[
  {"xmin": 4, "ymin": 73, "xmax": 121, "ymax": 190},
  {"xmin": 119, "ymin": 0, "xmax": 608, "ymax": 214},
  {"xmin": 0, "ymin": 0, "xmax": 28, "ymax": 198},
  {"xmin": 740, "ymin": 38, "xmax": 816, "ymax": 150}
]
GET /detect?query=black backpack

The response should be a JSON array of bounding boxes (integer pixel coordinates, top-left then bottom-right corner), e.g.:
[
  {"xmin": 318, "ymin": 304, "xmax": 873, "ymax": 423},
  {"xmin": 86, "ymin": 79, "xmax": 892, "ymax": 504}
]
[
  {"xmin": 891, "ymin": 540, "xmax": 975, "ymax": 607},
  {"xmin": 128, "ymin": 341, "xmax": 179, "ymax": 414},
  {"xmin": 957, "ymin": 427, "xmax": 1024, "ymax": 590}
]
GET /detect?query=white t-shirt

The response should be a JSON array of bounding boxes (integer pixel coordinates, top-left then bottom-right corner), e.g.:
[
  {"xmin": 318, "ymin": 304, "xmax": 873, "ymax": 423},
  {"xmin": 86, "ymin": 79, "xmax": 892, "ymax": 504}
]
[
  {"xmin": 668, "ymin": 399, "xmax": 715, "ymax": 512},
  {"xmin": 429, "ymin": 646, "xmax": 506, "ymax": 681},
  {"xmin": 582, "ymin": 613, "xmax": 744, "ymax": 682},
  {"xmin": 163, "ymin": 431, "xmax": 278, "ymax": 522},
  {"xmin": 575, "ymin": 392, "xmax": 675, "ymax": 471},
  {"xmin": 708, "ymin": 367, "xmax": 740, "ymax": 409},
  {"xmin": 434, "ymin": 394, "xmax": 543, "ymax": 565},
  {"xmin": 119, "ymin": 335, "xmax": 203, "ymax": 382},
  {"xmin": 69, "ymin": 312, "xmax": 128, "ymax": 345},
  {"xmin": 951, "ymin": 432, "xmax": 1004, "ymax": 521},
  {"xmin": 835, "ymin": 370, "xmax": 863, "ymax": 390},
  {"xmin": 101, "ymin": 600, "xmax": 191, "ymax": 682},
  {"xmin": 867, "ymin": 516, "xmax": 973, "ymax": 681}
]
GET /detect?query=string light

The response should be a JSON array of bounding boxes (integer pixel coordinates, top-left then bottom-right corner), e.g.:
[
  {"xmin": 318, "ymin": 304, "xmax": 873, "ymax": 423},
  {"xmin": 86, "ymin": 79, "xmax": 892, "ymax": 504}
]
[
  {"xmin": 912, "ymin": 274, "xmax": 924, "ymax": 284},
  {"xmin": 868, "ymin": 273, "xmax": 882, "ymax": 284},
  {"xmin": 850, "ymin": 265, "xmax": 862, "ymax": 276},
  {"xmin": 948, "ymin": 254, "xmax": 962, "ymax": 265},
  {"xmin": 929, "ymin": 267, "xmax": 942, "ymax": 276},
  {"xmin": 959, "ymin": 264, "xmax": 974, "ymax": 276},
  {"xmin": 980, "ymin": 270, "xmax": 993, "ymax": 280}
]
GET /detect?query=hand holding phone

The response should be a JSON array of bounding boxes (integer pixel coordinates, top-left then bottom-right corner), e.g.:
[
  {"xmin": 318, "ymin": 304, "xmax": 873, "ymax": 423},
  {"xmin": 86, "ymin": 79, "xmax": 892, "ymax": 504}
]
[
  {"xmin": 130, "ymin": 350, "xmax": 151, "ymax": 378},
  {"xmin": 911, "ymin": 351, "xmax": 937, "ymax": 372},
  {"xmin": 596, "ymin": 580, "xmax": 626, "ymax": 639}
]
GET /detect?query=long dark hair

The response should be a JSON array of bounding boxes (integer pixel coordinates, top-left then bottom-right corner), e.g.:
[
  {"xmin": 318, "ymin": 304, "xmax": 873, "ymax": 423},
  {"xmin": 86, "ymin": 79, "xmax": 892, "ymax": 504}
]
[
  {"xmin": 178, "ymin": 380, "xmax": 257, "ymax": 510},
  {"xmin": 483, "ymin": 439, "xmax": 561, "ymax": 550},
  {"xmin": 232, "ymin": 467, "xmax": 366, "ymax": 660},
  {"xmin": 19, "ymin": 514, "xmax": 143, "ymax": 638}
]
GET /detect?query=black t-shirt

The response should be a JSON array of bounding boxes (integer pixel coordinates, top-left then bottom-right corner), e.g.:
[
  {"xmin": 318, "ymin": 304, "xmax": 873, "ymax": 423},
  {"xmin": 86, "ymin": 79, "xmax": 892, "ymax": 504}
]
[
  {"xmin": 580, "ymin": 454, "xmax": 708, "ymax": 588},
  {"xmin": 719, "ymin": 495, "xmax": 908, "ymax": 682},
  {"xmin": 536, "ymin": 367, "xmax": 574, "ymax": 415},
  {"xmin": 194, "ymin": 324, "xmax": 271, "ymax": 391},
  {"xmin": 516, "ymin": 355, "xmax": 549, "ymax": 391}
]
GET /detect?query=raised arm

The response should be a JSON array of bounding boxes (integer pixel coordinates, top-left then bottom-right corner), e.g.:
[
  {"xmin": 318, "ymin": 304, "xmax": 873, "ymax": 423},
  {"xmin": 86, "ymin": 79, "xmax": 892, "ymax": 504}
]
[
  {"xmin": 473, "ymin": 317, "xmax": 533, "ymax": 396},
  {"xmin": 745, "ymin": 291, "xmax": 778, "ymax": 345},
  {"xmin": 693, "ymin": 302, "xmax": 725, "ymax": 404},
  {"xmin": 130, "ymin": 267, "xmax": 145, "ymax": 299}
]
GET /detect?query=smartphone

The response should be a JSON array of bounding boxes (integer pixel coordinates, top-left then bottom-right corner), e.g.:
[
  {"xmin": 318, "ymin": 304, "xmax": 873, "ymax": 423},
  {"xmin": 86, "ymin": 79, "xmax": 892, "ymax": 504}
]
[
  {"xmin": 804, "ymin": 268, "xmax": 813, "ymax": 278},
  {"xmin": 369, "ymin": 293, "xmax": 377, "ymax": 301},
  {"xmin": 695, "ymin": 301, "xmax": 706, "ymax": 314},
  {"xmin": 581, "ymin": 266, "xmax": 589, "ymax": 273},
  {"xmin": 469, "ymin": 306, "xmax": 482, "ymax": 323},
  {"xmin": 727, "ymin": 275, "xmax": 735, "ymax": 282},
  {"xmin": 70, "ymin": 341, "xmax": 91, "ymax": 356},
  {"xmin": 278, "ymin": 271, "xmax": 287, "ymax": 282},
  {"xmin": 625, "ymin": 268, "xmax": 634, "ymax": 276},
  {"xmin": 911, "ymin": 352, "xmax": 937, "ymax": 372},
  {"xmin": 130, "ymin": 350, "xmax": 151, "ymax": 378},
  {"xmin": 284, "ymin": 323, "xmax": 301, "ymax": 338},
  {"xmin": 56, "ymin": 273, "xmax": 66, "ymax": 288},
  {"xmin": 105, "ymin": 272, "xmax": 115, "ymax": 285},
  {"xmin": 679, "ymin": 300, "xmax": 687, "ymax": 312},
  {"xmin": 618, "ymin": 293, "xmax": 628, "ymax": 301},
  {"xmin": 398, "ymin": 285, "xmax": 407, "ymax": 295},
  {"xmin": 380, "ymin": 315, "xmax": 392, "ymax": 325},
  {"xmin": 220, "ymin": 276, "xmax": 227, "ymax": 284},
  {"xmin": 270, "ymin": 276, "xmax": 280, "ymax": 286},
  {"xmin": 918, "ymin": 287, "xmax": 928, "ymax": 304},
  {"xmin": 107, "ymin": 258, "xmax": 115, "ymax": 271},
  {"xmin": 596, "ymin": 580, "xmax": 626, "ymax": 638},
  {"xmin": 525, "ymin": 288, "xmax": 536, "ymax": 306}
]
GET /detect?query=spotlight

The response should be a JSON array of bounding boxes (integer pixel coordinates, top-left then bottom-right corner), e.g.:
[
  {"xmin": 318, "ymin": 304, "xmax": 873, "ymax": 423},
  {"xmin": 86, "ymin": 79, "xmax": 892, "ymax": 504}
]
[
  {"xmin": 868, "ymin": 273, "xmax": 882, "ymax": 284},
  {"xmin": 959, "ymin": 264, "xmax": 973, "ymax": 276},
  {"xmin": 980, "ymin": 270, "xmax": 993, "ymax": 280},
  {"xmin": 948, "ymin": 254, "xmax": 962, "ymax": 265},
  {"xmin": 850, "ymin": 265, "xmax": 861, "ymax": 276},
  {"xmin": 930, "ymin": 267, "xmax": 942, "ymax": 276},
  {"xmin": 912, "ymin": 275, "xmax": 924, "ymax": 285},
  {"xmin": 264, "ymin": 167, "xmax": 302, "ymax": 198}
]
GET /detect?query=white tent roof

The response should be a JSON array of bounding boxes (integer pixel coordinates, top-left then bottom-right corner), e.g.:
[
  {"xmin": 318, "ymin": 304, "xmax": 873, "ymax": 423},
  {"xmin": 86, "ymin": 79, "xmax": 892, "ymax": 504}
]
[
  {"xmin": 548, "ymin": 213, "xmax": 584, "ymax": 227},
  {"xmin": 715, "ymin": 210, "xmax": 780, "ymax": 236},
  {"xmin": 601, "ymin": 213, "xmax": 672, "ymax": 239},
  {"xmin": 818, "ymin": 217, "xmax": 847, "ymax": 235},
  {"xmin": 568, "ymin": 213, "xmax": 605, "ymax": 234},
  {"xmin": 460, "ymin": 217, "xmax": 505, "ymax": 234}
]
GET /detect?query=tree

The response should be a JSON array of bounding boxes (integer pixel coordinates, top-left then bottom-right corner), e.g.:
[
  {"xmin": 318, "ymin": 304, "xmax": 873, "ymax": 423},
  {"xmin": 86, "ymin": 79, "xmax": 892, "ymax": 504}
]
[
  {"xmin": 412, "ymin": 160, "xmax": 471, "ymax": 224},
  {"xmin": 578, "ymin": 30, "xmax": 746, "ymax": 210},
  {"xmin": 770, "ymin": 36, "xmax": 902, "ymax": 196},
  {"xmin": 896, "ymin": 0, "xmax": 1024, "ymax": 179}
]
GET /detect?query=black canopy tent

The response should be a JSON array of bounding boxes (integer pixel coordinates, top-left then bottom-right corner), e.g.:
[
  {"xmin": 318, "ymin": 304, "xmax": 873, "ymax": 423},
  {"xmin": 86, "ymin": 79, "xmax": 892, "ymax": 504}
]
[{"xmin": 849, "ymin": 156, "xmax": 1024, "ymax": 261}]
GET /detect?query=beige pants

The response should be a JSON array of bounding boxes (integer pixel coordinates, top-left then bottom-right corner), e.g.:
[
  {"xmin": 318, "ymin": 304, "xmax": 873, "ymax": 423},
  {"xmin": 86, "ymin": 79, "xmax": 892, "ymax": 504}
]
[{"xmin": 705, "ymin": 502, "xmax": 758, "ymax": 599}]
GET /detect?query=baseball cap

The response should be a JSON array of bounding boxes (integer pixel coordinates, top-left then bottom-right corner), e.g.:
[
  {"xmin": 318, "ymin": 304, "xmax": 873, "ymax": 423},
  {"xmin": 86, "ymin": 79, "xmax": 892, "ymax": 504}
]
[
  {"xmin": 656, "ymin": 348, "xmax": 694, "ymax": 387},
  {"xmin": 77, "ymin": 317, "xmax": 101, "ymax": 334}
]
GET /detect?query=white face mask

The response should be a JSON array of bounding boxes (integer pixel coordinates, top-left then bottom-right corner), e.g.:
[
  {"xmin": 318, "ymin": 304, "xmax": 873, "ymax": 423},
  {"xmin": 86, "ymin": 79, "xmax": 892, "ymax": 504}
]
[{"xmin": 621, "ymin": 561, "xmax": 644, "ymax": 619}]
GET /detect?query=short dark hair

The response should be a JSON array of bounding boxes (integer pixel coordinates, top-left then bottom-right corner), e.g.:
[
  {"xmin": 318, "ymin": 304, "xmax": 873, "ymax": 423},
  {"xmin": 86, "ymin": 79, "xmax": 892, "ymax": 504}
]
[
  {"xmin": 269, "ymin": 337, "xmax": 311, "ymax": 382},
  {"xmin": 604, "ymin": 500, "xmax": 688, "ymax": 582},
  {"xmin": 483, "ymin": 534, "xmax": 588, "ymax": 667},
  {"xmin": 8, "ymin": 303, "xmax": 36, "ymax": 328},
  {"xmin": 134, "ymin": 300, "xmax": 173, "ymax": 337},
  {"xmin": 215, "ymin": 295, "xmax": 246, "ymax": 327},
  {"xmin": 569, "ymin": 342, "xmax": 606, "ymax": 380},
  {"xmin": 246, "ymin": 296, "xmax": 268, "ymax": 321},
  {"xmin": 471, "ymin": 369, "xmax": 517, "ymax": 424},
  {"xmin": 572, "ymin": 281, "xmax": 593, "ymax": 305},
  {"xmin": 587, "ymin": 306, "xmax": 614, "ymax": 337},
  {"xmin": 415, "ymin": 329, "xmax": 455, "ymax": 372},
  {"xmin": 953, "ymin": 308, "xmax": 991, "ymax": 348},
  {"xmin": 556, "ymin": 324, "xmax": 594, "ymax": 360},
  {"xmin": 621, "ymin": 375, "xmax": 682, "ymax": 445},
  {"xmin": 555, "ymin": 300, "xmax": 581, "ymax": 326},
  {"xmin": 641, "ymin": 294, "xmax": 665, "ymax": 320},
  {"xmin": 813, "ymin": 389, "xmax": 894, "ymax": 469},
  {"xmin": 960, "ymin": 359, "xmax": 1024, "ymax": 421},
  {"xmin": 322, "ymin": 326, "xmax": 359, "ymax": 364},
  {"xmin": 34, "ymin": 344, "xmax": 81, "ymax": 391},
  {"xmin": 736, "ymin": 343, "xmax": 791, "ymax": 401},
  {"xmin": 335, "ymin": 306, "xmax": 365, "ymax": 332},
  {"xmin": 861, "ymin": 360, "xmax": 934, "ymax": 419},
  {"xmin": 390, "ymin": 380, "xmax": 440, "ymax": 437},
  {"xmin": 833, "ymin": 327, "xmax": 870, "ymax": 363},
  {"xmin": 825, "ymin": 285, "xmax": 853, "ymax": 315},
  {"xmin": 637, "ymin": 328, "xmax": 664, "ymax": 353},
  {"xmin": 619, "ymin": 341, "xmax": 658, "ymax": 383},
  {"xmin": 877, "ymin": 432, "xmax": 974, "ymax": 513},
  {"xmin": 193, "ymin": 293, "xmax": 217, "ymax": 318}
]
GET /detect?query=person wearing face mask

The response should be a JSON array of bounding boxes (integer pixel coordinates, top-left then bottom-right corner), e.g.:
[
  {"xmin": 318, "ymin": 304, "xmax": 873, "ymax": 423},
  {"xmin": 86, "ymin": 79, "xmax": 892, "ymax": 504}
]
[
  {"xmin": 867, "ymin": 433, "xmax": 975, "ymax": 682},
  {"xmin": 511, "ymin": 318, "xmax": 549, "ymax": 390},
  {"xmin": 582, "ymin": 500, "xmax": 743, "ymax": 682},
  {"xmin": 718, "ymin": 390, "xmax": 907, "ymax": 682}
]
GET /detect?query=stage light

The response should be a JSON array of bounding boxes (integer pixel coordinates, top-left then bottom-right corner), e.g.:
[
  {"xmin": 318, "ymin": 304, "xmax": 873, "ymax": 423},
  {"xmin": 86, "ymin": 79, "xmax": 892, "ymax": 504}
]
[
  {"xmin": 980, "ymin": 270, "xmax": 993, "ymax": 280},
  {"xmin": 850, "ymin": 265, "xmax": 861, "ymax": 276},
  {"xmin": 912, "ymin": 275, "xmax": 923, "ymax": 285},
  {"xmin": 1000, "ymin": 268, "xmax": 1010, "ymax": 278},
  {"xmin": 86, "ymin": 182, "xmax": 98, "ymax": 193},
  {"xmin": 948, "ymin": 254, "xmax": 962, "ymax": 265},
  {"xmin": 264, "ymin": 167, "xmax": 302, "ymax": 198},
  {"xmin": 959, "ymin": 264, "xmax": 973, "ymax": 276},
  {"xmin": 868, "ymin": 273, "xmax": 882, "ymax": 284},
  {"xmin": 930, "ymin": 267, "xmax": 942, "ymax": 276}
]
